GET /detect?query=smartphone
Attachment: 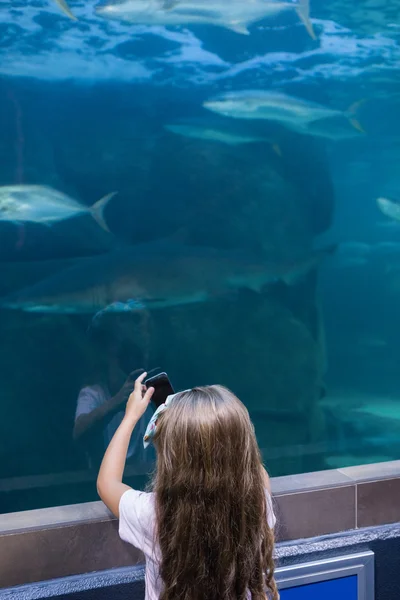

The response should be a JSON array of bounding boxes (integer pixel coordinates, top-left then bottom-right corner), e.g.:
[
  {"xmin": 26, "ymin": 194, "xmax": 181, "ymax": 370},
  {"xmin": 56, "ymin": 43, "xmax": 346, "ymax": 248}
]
[{"xmin": 145, "ymin": 372, "xmax": 175, "ymax": 409}]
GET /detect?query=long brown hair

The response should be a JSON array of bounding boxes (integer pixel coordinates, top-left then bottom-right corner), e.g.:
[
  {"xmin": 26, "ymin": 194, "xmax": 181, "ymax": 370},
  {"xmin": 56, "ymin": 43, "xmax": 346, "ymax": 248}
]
[{"xmin": 151, "ymin": 385, "xmax": 278, "ymax": 600}]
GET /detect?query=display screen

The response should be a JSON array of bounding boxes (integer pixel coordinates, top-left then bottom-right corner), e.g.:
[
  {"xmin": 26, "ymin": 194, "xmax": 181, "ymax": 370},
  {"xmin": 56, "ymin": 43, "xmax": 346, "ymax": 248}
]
[{"xmin": 280, "ymin": 575, "xmax": 358, "ymax": 599}]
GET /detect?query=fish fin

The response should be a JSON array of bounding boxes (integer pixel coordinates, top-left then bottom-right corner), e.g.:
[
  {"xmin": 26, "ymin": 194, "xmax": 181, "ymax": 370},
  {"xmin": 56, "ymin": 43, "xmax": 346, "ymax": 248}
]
[
  {"xmin": 227, "ymin": 22, "xmax": 250, "ymax": 34},
  {"xmin": 90, "ymin": 192, "xmax": 117, "ymax": 232},
  {"xmin": 349, "ymin": 118, "xmax": 365, "ymax": 134},
  {"xmin": 295, "ymin": 0, "xmax": 316, "ymax": 40},
  {"xmin": 281, "ymin": 245, "xmax": 337, "ymax": 286},
  {"xmin": 272, "ymin": 143, "xmax": 282, "ymax": 157},
  {"xmin": 54, "ymin": 0, "xmax": 78, "ymax": 21},
  {"xmin": 347, "ymin": 99, "xmax": 367, "ymax": 133},
  {"xmin": 348, "ymin": 99, "xmax": 367, "ymax": 114}
]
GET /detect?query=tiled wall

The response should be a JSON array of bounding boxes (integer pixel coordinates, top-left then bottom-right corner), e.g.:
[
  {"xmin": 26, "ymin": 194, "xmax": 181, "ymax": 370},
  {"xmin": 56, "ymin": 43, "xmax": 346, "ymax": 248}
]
[{"xmin": 273, "ymin": 460, "xmax": 400, "ymax": 541}]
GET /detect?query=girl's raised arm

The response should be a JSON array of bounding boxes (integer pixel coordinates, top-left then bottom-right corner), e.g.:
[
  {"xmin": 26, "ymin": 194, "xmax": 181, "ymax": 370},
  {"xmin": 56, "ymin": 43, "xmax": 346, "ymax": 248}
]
[{"xmin": 97, "ymin": 372, "xmax": 154, "ymax": 516}]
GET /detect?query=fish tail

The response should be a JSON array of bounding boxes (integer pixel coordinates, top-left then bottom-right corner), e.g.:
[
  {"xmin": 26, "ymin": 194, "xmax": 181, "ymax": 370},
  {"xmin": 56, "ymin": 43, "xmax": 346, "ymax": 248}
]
[
  {"xmin": 295, "ymin": 0, "xmax": 316, "ymax": 40},
  {"xmin": 282, "ymin": 245, "xmax": 337, "ymax": 285},
  {"xmin": 90, "ymin": 192, "xmax": 118, "ymax": 232},
  {"xmin": 54, "ymin": 0, "xmax": 78, "ymax": 21},
  {"xmin": 347, "ymin": 99, "xmax": 367, "ymax": 133}
]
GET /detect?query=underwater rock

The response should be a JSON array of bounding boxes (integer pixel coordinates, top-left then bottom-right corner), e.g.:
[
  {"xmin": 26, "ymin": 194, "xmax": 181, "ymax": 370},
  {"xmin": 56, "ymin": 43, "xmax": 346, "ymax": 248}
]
[
  {"xmin": 145, "ymin": 291, "xmax": 327, "ymax": 476},
  {"xmin": 49, "ymin": 86, "xmax": 334, "ymax": 251},
  {"xmin": 0, "ymin": 277, "xmax": 328, "ymax": 478}
]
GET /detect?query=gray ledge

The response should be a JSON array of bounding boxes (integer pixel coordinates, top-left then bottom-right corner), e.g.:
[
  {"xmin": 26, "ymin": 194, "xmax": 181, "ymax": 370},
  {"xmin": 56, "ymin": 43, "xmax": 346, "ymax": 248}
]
[
  {"xmin": 276, "ymin": 521, "xmax": 400, "ymax": 558},
  {"xmin": 0, "ymin": 460, "xmax": 400, "ymax": 588}
]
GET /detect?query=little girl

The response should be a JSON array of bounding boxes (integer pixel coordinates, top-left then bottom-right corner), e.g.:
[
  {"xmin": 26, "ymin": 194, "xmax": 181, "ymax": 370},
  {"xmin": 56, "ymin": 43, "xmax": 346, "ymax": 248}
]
[{"xmin": 97, "ymin": 372, "xmax": 278, "ymax": 600}]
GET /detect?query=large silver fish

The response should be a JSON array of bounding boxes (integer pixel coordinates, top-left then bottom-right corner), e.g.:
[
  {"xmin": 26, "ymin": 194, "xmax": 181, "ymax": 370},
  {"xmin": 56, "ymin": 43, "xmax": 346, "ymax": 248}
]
[
  {"xmin": 96, "ymin": 0, "xmax": 315, "ymax": 38},
  {"xmin": 0, "ymin": 186, "xmax": 116, "ymax": 231},
  {"xmin": 204, "ymin": 91, "xmax": 364, "ymax": 136},
  {"xmin": 53, "ymin": 0, "xmax": 77, "ymax": 20},
  {"xmin": 0, "ymin": 243, "xmax": 334, "ymax": 314}
]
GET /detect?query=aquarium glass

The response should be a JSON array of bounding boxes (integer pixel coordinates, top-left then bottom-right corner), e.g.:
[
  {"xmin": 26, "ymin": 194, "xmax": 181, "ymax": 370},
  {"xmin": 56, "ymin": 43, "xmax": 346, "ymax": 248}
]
[{"xmin": 0, "ymin": 0, "xmax": 399, "ymax": 513}]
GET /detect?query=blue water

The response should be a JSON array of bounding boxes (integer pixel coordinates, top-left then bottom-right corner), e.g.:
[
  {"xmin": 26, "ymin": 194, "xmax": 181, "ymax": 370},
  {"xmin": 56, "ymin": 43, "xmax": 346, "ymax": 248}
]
[{"xmin": 0, "ymin": 0, "xmax": 399, "ymax": 512}]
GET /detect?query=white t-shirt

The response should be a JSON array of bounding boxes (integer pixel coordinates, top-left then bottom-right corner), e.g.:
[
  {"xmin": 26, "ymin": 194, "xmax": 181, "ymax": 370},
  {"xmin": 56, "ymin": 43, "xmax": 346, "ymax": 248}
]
[
  {"xmin": 119, "ymin": 488, "xmax": 276, "ymax": 600},
  {"xmin": 75, "ymin": 384, "xmax": 153, "ymax": 461}
]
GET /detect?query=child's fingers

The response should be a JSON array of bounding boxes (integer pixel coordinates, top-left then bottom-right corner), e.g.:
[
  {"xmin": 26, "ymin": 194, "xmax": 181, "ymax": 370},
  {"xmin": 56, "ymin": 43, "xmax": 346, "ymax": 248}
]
[
  {"xmin": 134, "ymin": 371, "xmax": 147, "ymax": 391},
  {"xmin": 143, "ymin": 387, "xmax": 154, "ymax": 403}
]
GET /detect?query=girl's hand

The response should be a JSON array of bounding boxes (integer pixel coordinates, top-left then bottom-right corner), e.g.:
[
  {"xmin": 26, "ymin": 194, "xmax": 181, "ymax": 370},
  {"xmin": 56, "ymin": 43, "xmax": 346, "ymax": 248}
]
[{"xmin": 124, "ymin": 372, "xmax": 154, "ymax": 423}]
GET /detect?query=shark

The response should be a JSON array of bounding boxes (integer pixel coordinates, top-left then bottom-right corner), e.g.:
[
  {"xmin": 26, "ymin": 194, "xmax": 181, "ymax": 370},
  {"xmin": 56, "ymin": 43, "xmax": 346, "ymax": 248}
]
[
  {"xmin": 96, "ymin": 0, "xmax": 316, "ymax": 38},
  {"xmin": 0, "ymin": 243, "xmax": 334, "ymax": 314}
]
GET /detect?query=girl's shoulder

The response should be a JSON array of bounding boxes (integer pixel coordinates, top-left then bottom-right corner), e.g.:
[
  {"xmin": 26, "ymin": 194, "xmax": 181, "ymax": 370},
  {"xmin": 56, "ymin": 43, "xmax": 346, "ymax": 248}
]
[{"xmin": 120, "ymin": 488, "xmax": 155, "ymax": 516}]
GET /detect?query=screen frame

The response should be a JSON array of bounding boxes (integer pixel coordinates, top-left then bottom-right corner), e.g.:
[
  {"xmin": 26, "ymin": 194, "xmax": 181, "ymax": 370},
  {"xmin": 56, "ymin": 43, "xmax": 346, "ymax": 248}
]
[{"xmin": 275, "ymin": 551, "xmax": 374, "ymax": 600}]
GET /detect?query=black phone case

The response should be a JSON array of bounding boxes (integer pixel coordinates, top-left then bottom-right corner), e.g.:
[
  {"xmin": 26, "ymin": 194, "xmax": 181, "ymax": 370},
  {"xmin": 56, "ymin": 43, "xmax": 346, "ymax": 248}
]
[{"xmin": 145, "ymin": 373, "xmax": 175, "ymax": 408}]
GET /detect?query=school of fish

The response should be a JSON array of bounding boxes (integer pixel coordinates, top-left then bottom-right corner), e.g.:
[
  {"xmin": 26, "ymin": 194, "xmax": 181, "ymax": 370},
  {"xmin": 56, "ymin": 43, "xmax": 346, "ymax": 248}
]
[{"xmin": 0, "ymin": 0, "xmax": 376, "ymax": 323}]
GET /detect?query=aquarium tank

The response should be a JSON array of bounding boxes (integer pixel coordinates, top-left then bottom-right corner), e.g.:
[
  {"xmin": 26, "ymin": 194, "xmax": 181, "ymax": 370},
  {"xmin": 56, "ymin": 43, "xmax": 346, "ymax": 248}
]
[{"xmin": 0, "ymin": 0, "xmax": 399, "ymax": 514}]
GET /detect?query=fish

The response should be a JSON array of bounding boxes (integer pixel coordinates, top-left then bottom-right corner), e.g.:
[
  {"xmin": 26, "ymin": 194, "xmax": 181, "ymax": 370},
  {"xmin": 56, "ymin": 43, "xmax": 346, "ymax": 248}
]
[
  {"xmin": 165, "ymin": 123, "xmax": 270, "ymax": 146},
  {"xmin": 53, "ymin": 0, "xmax": 77, "ymax": 20},
  {"xmin": 96, "ymin": 0, "xmax": 315, "ymax": 38},
  {"xmin": 0, "ymin": 243, "xmax": 334, "ymax": 314},
  {"xmin": 377, "ymin": 197, "xmax": 400, "ymax": 222},
  {"xmin": 203, "ymin": 91, "xmax": 364, "ymax": 136},
  {"xmin": 0, "ymin": 186, "xmax": 117, "ymax": 232}
]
